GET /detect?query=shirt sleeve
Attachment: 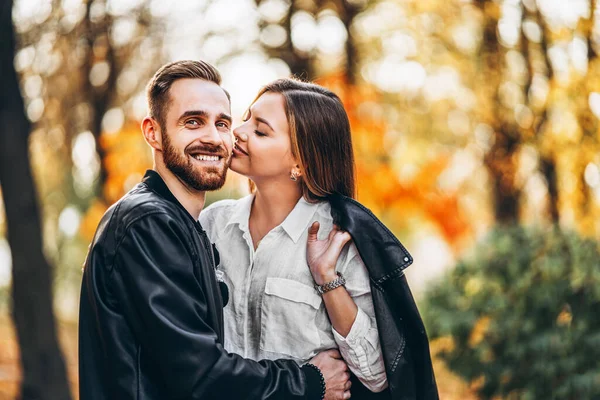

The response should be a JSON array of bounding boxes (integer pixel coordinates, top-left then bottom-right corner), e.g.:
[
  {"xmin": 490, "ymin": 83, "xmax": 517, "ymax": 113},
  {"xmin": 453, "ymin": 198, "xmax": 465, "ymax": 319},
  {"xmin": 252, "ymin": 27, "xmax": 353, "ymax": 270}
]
[
  {"xmin": 332, "ymin": 245, "xmax": 388, "ymax": 393},
  {"xmin": 111, "ymin": 212, "xmax": 320, "ymax": 399}
]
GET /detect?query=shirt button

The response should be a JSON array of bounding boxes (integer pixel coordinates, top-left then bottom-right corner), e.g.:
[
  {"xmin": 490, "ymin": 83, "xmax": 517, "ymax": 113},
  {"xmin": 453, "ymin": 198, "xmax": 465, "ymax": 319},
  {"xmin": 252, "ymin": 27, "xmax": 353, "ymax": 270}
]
[{"xmin": 404, "ymin": 257, "xmax": 409, "ymax": 262}]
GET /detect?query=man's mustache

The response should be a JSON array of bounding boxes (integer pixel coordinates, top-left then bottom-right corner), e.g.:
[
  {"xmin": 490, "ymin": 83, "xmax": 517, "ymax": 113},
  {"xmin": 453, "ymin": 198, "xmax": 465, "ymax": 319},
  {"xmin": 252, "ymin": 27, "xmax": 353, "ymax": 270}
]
[{"xmin": 185, "ymin": 143, "xmax": 229, "ymax": 158}]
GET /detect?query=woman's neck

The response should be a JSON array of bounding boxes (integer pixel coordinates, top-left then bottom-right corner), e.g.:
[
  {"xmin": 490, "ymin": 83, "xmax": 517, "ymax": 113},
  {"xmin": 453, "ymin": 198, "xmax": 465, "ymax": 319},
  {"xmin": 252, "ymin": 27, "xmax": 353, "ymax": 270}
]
[
  {"xmin": 252, "ymin": 181, "xmax": 302, "ymax": 226},
  {"xmin": 248, "ymin": 180, "xmax": 302, "ymax": 249}
]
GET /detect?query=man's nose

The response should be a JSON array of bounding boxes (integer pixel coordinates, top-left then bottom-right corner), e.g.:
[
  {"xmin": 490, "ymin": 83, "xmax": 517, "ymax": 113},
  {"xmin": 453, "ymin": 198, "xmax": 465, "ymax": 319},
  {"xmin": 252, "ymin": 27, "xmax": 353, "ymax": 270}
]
[{"xmin": 199, "ymin": 124, "xmax": 222, "ymax": 145}]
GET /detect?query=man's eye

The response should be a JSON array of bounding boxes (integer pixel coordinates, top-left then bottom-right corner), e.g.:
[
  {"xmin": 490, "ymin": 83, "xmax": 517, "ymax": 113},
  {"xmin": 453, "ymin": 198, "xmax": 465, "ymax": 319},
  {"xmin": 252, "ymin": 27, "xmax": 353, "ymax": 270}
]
[
  {"xmin": 217, "ymin": 122, "xmax": 230, "ymax": 129},
  {"xmin": 186, "ymin": 119, "xmax": 200, "ymax": 126}
]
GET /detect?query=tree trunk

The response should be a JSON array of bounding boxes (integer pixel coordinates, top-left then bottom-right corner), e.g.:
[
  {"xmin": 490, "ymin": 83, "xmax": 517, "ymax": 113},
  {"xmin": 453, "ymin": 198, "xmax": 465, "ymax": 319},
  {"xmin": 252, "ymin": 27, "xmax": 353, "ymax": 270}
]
[
  {"xmin": 540, "ymin": 155, "xmax": 559, "ymax": 223},
  {"xmin": 534, "ymin": 8, "xmax": 560, "ymax": 224},
  {"xmin": 0, "ymin": 2, "xmax": 72, "ymax": 399},
  {"xmin": 484, "ymin": 125, "xmax": 521, "ymax": 224},
  {"xmin": 256, "ymin": 0, "xmax": 314, "ymax": 79},
  {"xmin": 478, "ymin": 1, "xmax": 521, "ymax": 224},
  {"xmin": 83, "ymin": 0, "xmax": 117, "ymax": 202},
  {"xmin": 339, "ymin": 0, "xmax": 360, "ymax": 84}
]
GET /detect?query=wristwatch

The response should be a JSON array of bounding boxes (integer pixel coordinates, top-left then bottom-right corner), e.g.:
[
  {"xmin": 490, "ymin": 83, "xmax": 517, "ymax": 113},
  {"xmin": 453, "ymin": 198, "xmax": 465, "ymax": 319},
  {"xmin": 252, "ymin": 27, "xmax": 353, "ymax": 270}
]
[{"xmin": 314, "ymin": 272, "xmax": 346, "ymax": 295}]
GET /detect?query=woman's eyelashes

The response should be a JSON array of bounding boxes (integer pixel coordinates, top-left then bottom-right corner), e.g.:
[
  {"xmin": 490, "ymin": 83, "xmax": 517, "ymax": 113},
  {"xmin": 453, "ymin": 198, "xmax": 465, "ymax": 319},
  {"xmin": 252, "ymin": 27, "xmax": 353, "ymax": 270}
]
[{"xmin": 254, "ymin": 129, "xmax": 267, "ymax": 137}]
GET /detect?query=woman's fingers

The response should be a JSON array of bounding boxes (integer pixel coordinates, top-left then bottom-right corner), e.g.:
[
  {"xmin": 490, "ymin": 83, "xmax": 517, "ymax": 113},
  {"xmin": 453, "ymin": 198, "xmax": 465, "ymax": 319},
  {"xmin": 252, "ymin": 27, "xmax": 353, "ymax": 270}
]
[
  {"xmin": 329, "ymin": 231, "xmax": 352, "ymax": 253},
  {"xmin": 308, "ymin": 221, "xmax": 320, "ymax": 242}
]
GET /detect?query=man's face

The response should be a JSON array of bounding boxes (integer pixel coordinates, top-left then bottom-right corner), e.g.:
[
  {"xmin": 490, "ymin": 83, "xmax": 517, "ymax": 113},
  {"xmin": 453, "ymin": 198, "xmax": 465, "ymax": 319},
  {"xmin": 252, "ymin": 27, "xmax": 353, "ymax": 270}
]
[{"xmin": 160, "ymin": 78, "xmax": 232, "ymax": 192}]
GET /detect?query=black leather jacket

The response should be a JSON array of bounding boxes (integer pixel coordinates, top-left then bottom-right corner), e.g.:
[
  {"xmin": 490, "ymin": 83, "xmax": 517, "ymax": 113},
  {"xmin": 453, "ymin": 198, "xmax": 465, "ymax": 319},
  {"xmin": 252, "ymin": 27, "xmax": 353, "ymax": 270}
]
[
  {"xmin": 329, "ymin": 194, "xmax": 439, "ymax": 400},
  {"xmin": 78, "ymin": 170, "xmax": 322, "ymax": 400}
]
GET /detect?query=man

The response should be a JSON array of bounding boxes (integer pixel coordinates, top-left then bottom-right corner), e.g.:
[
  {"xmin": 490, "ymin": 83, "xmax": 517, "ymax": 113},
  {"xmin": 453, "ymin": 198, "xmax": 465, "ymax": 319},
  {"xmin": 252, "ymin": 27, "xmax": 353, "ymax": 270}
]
[{"xmin": 79, "ymin": 60, "xmax": 351, "ymax": 399}]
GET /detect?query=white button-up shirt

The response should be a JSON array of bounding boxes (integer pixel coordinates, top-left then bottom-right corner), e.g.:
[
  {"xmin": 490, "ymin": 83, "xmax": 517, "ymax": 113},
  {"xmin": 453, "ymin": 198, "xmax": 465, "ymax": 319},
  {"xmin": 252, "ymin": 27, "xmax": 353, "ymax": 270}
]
[{"xmin": 199, "ymin": 195, "xmax": 388, "ymax": 392}]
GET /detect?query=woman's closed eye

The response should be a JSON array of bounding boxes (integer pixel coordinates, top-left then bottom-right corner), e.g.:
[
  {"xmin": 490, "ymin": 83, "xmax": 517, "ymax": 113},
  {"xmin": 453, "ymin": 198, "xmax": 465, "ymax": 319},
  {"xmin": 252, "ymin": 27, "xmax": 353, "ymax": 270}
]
[{"xmin": 254, "ymin": 130, "xmax": 267, "ymax": 137}]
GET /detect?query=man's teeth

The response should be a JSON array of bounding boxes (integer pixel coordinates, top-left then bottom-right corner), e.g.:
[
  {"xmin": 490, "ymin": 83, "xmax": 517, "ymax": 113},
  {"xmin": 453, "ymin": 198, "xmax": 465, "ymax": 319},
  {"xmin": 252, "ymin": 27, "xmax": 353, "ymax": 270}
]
[{"xmin": 194, "ymin": 155, "xmax": 220, "ymax": 161}]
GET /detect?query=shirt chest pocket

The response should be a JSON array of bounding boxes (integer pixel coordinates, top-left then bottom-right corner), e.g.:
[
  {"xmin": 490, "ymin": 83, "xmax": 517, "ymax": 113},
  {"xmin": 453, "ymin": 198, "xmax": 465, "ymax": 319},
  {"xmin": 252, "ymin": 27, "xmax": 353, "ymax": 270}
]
[{"xmin": 260, "ymin": 277, "xmax": 322, "ymax": 361}]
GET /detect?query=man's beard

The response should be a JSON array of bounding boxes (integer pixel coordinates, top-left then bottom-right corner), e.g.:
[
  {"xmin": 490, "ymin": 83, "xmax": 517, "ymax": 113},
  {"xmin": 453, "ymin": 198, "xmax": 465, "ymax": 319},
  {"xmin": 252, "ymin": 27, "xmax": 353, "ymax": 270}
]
[{"xmin": 162, "ymin": 129, "xmax": 230, "ymax": 191}]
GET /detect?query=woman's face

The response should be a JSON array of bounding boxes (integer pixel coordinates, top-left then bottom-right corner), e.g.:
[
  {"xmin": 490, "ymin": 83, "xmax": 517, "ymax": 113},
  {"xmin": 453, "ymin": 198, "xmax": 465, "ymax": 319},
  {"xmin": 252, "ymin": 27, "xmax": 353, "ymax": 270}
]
[{"xmin": 231, "ymin": 92, "xmax": 297, "ymax": 182}]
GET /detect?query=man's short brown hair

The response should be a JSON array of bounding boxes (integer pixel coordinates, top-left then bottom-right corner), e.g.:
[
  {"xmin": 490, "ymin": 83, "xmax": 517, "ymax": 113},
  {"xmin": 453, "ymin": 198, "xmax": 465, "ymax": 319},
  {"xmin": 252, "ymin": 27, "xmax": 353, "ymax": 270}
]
[{"xmin": 146, "ymin": 60, "xmax": 230, "ymax": 128}]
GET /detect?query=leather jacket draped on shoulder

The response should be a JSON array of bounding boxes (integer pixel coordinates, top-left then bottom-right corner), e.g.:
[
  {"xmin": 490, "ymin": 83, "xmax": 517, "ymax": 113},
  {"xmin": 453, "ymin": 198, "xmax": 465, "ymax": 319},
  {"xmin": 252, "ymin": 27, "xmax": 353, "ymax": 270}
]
[{"xmin": 329, "ymin": 194, "xmax": 439, "ymax": 400}]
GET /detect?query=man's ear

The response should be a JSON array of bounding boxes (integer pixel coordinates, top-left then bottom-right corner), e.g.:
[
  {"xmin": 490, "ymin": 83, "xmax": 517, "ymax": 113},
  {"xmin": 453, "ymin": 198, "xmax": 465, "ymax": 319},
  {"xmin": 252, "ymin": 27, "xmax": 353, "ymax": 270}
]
[{"xmin": 141, "ymin": 117, "xmax": 163, "ymax": 151}]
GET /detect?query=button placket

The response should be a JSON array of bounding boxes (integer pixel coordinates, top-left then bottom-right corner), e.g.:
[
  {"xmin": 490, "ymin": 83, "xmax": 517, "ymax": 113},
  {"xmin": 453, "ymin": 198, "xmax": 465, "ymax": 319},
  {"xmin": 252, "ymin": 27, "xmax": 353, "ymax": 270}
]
[{"xmin": 241, "ymin": 229, "xmax": 255, "ymax": 357}]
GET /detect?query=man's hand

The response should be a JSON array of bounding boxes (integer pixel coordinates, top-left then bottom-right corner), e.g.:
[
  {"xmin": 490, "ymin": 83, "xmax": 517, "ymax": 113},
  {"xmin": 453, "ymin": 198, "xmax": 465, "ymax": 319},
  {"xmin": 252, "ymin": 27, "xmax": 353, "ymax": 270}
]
[
  {"xmin": 306, "ymin": 222, "xmax": 352, "ymax": 286},
  {"xmin": 309, "ymin": 349, "xmax": 351, "ymax": 400}
]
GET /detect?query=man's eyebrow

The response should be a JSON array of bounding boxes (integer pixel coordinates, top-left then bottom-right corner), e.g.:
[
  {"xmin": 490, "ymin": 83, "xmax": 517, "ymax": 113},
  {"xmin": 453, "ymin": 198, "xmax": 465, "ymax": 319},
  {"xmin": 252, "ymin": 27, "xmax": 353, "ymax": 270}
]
[
  {"xmin": 256, "ymin": 117, "xmax": 274, "ymax": 131},
  {"xmin": 179, "ymin": 110, "xmax": 231, "ymax": 124},
  {"xmin": 179, "ymin": 110, "xmax": 209, "ymax": 120},
  {"xmin": 218, "ymin": 113, "xmax": 232, "ymax": 124}
]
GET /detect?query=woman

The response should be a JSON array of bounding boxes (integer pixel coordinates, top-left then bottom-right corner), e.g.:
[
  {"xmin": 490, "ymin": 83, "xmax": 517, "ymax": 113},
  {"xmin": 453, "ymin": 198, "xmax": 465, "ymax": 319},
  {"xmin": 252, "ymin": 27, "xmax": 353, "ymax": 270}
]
[{"xmin": 200, "ymin": 79, "xmax": 438, "ymax": 399}]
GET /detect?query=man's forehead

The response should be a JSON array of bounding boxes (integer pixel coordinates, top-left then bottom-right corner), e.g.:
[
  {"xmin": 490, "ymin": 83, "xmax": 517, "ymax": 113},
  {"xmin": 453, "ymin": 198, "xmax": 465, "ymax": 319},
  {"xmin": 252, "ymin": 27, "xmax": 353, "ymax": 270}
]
[{"xmin": 169, "ymin": 79, "xmax": 230, "ymax": 114}]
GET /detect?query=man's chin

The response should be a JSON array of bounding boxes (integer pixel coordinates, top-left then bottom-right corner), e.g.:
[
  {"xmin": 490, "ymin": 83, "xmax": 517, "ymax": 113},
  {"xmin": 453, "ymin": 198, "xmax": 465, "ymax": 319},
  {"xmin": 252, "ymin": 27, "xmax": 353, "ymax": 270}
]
[
  {"xmin": 189, "ymin": 171, "xmax": 228, "ymax": 192},
  {"xmin": 197, "ymin": 179, "xmax": 227, "ymax": 191}
]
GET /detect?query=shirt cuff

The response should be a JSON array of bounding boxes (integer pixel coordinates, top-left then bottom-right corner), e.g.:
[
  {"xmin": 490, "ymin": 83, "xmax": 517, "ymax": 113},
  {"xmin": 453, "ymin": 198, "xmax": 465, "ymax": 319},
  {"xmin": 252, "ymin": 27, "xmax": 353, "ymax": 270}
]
[
  {"xmin": 332, "ymin": 307, "xmax": 370, "ymax": 345},
  {"xmin": 301, "ymin": 364, "xmax": 325, "ymax": 400}
]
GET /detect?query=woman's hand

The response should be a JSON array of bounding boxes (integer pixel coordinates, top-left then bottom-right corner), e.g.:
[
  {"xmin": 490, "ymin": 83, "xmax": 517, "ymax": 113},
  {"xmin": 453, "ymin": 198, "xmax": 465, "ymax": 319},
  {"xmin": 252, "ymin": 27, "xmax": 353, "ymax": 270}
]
[{"xmin": 306, "ymin": 222, "xmax": 352, "ymax": 285}]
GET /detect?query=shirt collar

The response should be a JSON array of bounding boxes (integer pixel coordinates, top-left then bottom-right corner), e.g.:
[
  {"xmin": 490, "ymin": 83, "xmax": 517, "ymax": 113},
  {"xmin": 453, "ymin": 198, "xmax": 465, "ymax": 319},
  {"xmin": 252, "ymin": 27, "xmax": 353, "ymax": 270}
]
[
  {"xmin": 226, "ymin": 194, "xmax": 320, "ymax": 243},
  {"xmin": 141, "ymin": 169, "xmax": 199, "ymax": 226},
  {"xmin": 280, "ymin": 197, "xmax": 321, "ymax": 243},
  {"xmin": 225, "ymin": 194, "xmax": 254, "ymax": 231}
]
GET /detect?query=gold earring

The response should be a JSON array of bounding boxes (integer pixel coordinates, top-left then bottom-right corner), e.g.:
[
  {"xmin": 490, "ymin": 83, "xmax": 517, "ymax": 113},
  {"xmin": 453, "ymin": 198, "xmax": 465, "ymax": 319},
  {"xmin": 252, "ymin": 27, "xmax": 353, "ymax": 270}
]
[{"xmin": 290, "ymin": 171, "xmax": 299, "ymax": 181}]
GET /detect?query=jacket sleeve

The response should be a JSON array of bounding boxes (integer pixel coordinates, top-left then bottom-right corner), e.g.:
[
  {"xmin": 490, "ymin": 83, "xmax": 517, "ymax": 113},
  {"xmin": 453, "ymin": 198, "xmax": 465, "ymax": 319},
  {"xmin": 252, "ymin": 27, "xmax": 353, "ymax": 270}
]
[
  {"xmin": 332, "ymin": 246, "xmax": 388, "ymax": 392},
  {"xmin": 111, "ymin": 212, "xmax": 320, "ymax": 400}
]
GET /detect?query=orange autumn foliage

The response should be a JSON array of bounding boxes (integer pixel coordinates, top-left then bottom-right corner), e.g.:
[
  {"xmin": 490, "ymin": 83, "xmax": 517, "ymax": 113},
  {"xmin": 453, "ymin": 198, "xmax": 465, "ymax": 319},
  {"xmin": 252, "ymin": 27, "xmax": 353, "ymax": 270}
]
[
  {"xmin": 80, "ymin": 121, "xmax": 151, "ymax": 242},
  {"xmin": 317, "ymin": 73, "xmax": 470, "ymax": 246}
]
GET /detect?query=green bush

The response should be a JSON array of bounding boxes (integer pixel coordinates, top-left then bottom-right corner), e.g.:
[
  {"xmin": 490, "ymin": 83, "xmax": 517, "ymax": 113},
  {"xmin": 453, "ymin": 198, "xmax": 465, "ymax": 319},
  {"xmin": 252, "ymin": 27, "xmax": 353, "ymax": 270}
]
[{"xmin": 423, "ymin": 226, "xmax": 600, "ymax": 399}]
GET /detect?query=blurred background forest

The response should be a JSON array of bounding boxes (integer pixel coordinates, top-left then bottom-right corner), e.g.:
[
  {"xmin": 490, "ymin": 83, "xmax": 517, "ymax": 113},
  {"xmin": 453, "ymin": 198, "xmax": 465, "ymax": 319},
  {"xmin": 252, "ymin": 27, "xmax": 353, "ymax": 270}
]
[{"xmin": 0, "ymin": 0, "xmax": 599, "ymax": 399}]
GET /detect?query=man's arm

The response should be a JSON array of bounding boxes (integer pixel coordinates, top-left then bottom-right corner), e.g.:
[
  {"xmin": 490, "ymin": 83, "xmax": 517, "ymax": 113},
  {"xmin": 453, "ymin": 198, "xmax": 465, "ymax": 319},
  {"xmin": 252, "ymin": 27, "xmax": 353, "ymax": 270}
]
[{"xmin": 111, "ymin": 212, "xmax": 344, "ymax": 399}]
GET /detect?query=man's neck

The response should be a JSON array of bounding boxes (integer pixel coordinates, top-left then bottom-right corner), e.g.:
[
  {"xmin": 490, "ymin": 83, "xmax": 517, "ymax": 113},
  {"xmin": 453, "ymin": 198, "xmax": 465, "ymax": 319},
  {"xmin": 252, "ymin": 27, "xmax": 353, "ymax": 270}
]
[{"xmin": 154, "ymin": 165, "xmax": 206, "ymax": 220}]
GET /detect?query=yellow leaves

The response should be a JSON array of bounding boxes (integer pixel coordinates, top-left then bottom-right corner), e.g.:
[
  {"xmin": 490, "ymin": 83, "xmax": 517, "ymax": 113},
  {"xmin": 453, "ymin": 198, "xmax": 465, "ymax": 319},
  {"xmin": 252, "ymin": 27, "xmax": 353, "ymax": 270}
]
[
  {"xmin": 79, "ymin": 200, "xmax": 108, "ymax": 243},
  {"xmin": 101, "ymin": 121, "xmax": 151, "ymax": 203},
  {"xmin": 81, "ymin": 120, "xmax": 149, "ymax": 241},
  {"xmin": 468, "ymin": 316, "xmax": 491, "ymax": 348},
  {"xmin": 556, "ymin": 304, "xmax": 573, "ymax": 327},
  {"xmin": 469, "ymin": 374, "xmax": 486, "ymax": 392},
  {"xmin": 431, "ymin": 336, "xmax": 456, "ymax": 354},
  {"xmin": 465, "ymin": 277, "xmax": 483, "ymax": 296}
]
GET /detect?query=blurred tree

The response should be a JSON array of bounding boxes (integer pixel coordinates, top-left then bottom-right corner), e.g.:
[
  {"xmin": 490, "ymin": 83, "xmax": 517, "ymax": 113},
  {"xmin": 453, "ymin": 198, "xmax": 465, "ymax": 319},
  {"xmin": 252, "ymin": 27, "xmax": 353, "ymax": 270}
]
[
  {"xmin": 256, "ymin": 0, "xmax": 313, "ymax": 78},
  {"xmin": 0, "ymin": 1, "xmax": 72, "ymax": 399},
  {"xmin": 423, "ymin": 226, "xmax": 600, "ymax": 399},
  {"xmin": 11, "ymin": 0, "xmax": 164, "ymax": 309},
  {"xmin": 476, "ymin": 0, "xmax": 522, "ymax": 224}
]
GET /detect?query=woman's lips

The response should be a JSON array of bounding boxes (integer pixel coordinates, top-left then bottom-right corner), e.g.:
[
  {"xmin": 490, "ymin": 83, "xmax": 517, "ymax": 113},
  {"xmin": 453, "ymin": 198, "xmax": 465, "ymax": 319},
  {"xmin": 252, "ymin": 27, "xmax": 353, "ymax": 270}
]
[{"xmin": 233, "ymin": 144, "xmax": 248, "ymax": 156}]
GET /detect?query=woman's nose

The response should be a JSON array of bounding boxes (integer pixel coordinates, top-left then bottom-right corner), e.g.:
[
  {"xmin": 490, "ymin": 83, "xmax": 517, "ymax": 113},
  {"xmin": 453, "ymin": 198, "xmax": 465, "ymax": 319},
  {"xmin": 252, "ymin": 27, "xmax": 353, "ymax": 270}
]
[{"xmin": 233, "ymin": 128, "xmax": 248, "ymax": 142}]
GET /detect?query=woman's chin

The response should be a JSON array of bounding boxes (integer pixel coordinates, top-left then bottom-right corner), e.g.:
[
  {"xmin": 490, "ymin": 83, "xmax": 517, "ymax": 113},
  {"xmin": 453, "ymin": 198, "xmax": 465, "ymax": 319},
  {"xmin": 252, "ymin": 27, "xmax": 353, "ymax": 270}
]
[{"xmin": 229, "ymin": 158, "xmax": 248, "ymax": 176}]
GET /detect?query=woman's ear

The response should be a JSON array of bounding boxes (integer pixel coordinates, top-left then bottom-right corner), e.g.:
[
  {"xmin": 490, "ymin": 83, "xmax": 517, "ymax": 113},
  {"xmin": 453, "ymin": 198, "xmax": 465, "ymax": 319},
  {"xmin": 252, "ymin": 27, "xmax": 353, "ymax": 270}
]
[
  {"xmin": 290, "ymin": 165, "xmax": 302, "ymax": 181},
  {"xmin": 292, "ymin": 164, "xmax": 302, "ymax": 177},
  {"xmin": 141, "ymin": 117, "xmax": 163, "ymax": 151}
]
